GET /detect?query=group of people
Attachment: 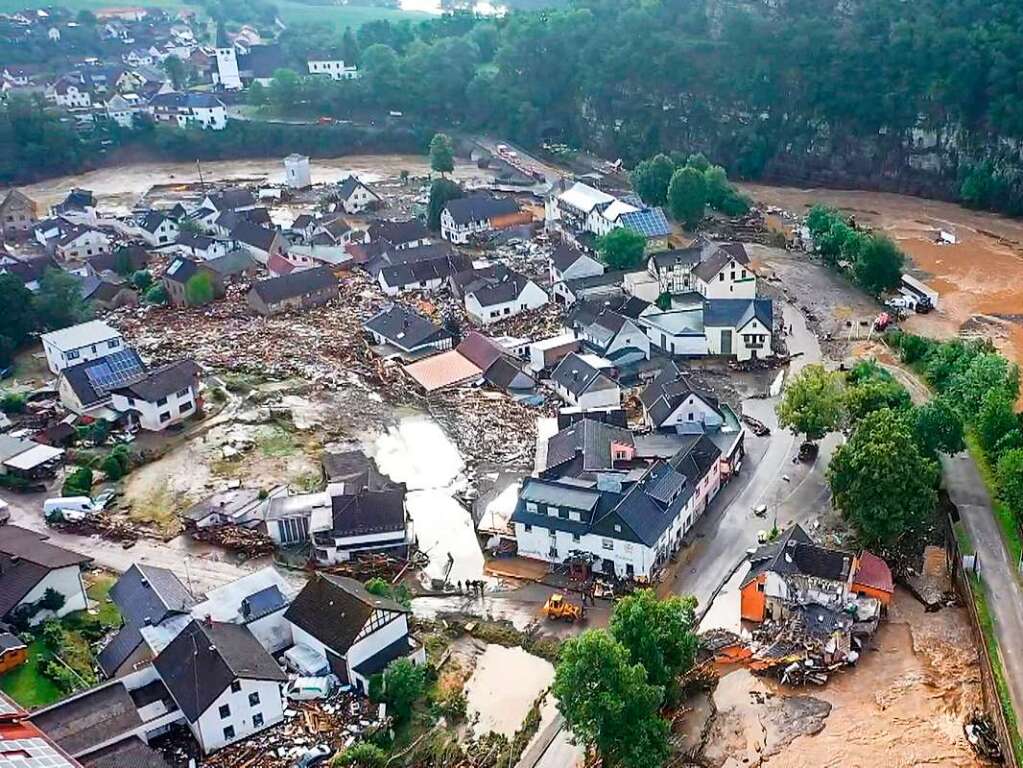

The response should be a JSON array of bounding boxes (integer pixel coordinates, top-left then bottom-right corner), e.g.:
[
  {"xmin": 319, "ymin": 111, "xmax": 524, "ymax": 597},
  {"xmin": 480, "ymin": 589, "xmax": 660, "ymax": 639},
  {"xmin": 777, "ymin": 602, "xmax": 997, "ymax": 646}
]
[{"xmin": 457, "ymin": 579, "xmax": 486, "ymax": 597}]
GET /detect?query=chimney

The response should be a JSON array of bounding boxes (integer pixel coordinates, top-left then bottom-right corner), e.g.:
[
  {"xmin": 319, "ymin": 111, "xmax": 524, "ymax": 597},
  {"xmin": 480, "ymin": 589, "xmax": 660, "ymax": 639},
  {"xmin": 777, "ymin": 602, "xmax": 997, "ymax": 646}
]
[
  {"xmin": 143, "ymin": 617, "xmax": 152, "ymax": 627},
  {"xmin": 140, "ymin": 576, "xmax": 150, "ymax": 587}
]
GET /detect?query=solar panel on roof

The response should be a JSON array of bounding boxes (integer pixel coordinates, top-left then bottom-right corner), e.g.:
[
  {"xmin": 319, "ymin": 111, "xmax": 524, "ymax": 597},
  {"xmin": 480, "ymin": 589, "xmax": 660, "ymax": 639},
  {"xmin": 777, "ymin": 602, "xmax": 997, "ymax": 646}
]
[
  {"xmin": 167, "ymin": 259, "xmax": 183, "ymax": 275},
  {"xmin": 622, "ymin": 208, "xmax": 671, "ymax": 238},
  {"xmin": 84, "ymin": 349, "xmax": 145, "ymax": 393}
]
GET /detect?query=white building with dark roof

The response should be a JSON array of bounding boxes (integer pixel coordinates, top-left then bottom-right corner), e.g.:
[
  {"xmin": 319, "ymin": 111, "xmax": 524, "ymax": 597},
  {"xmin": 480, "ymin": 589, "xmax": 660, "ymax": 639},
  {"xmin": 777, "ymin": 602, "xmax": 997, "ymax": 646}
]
[
  {"xmin": 42, "ymin": 320, "xmax": 124, "ymax": 374},
  {"xmin": 548, "ymin": 352, "xmax": 621, "ymax": 410},
  {"xmin": 109, "ymin": 359, "xmax": 201, "ymax": 431},
  {"xmin": 0, "ymin": 525, "xmax": 91, "ymax": 625}
]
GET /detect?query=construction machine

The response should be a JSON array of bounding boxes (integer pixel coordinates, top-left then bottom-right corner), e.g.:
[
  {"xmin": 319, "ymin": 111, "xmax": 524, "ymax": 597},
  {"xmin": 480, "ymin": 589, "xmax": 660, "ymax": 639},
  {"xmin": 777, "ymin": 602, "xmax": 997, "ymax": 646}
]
[{"xmin": 543, "ymin": 593, "xmax": 585, "ymax": 622}]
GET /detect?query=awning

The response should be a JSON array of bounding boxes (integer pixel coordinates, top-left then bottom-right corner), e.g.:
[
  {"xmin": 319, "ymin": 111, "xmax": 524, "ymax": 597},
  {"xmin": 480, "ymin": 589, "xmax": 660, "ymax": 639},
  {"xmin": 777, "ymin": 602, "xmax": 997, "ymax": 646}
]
[{"xmin": 4, "ymin": 444, "xmax": 63, "ymax": 471}]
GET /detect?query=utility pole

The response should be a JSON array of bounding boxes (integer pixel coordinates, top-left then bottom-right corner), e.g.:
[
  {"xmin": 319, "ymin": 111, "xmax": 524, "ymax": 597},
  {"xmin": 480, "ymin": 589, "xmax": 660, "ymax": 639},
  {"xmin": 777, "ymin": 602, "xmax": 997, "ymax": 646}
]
[{"xmin": 196, "ymin": 158, "xmax": 206, "ymax": 195}]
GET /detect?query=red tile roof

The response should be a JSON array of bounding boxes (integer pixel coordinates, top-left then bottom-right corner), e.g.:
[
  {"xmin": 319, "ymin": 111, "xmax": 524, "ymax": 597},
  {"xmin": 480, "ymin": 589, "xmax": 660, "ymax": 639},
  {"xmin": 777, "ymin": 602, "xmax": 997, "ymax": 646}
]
[{"xmin": 854, "ymin": 551, "xmax": 893, "ymax": 594}]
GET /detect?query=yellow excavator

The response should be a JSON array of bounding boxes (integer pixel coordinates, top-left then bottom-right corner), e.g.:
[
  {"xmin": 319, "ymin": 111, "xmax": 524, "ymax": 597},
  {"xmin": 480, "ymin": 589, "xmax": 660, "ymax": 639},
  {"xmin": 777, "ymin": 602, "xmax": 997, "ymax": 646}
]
[{"xmin": 543, "ymin": 593, "xmax": 585, "ymax": 622}]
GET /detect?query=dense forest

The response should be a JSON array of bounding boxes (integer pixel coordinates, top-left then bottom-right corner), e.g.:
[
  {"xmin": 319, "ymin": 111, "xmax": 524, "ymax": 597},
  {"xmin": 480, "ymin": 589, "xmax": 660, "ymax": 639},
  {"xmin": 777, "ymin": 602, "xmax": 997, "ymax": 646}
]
[{"xmin": 7, "ymin": 0, "xmax": 1023, "ymax": 211}]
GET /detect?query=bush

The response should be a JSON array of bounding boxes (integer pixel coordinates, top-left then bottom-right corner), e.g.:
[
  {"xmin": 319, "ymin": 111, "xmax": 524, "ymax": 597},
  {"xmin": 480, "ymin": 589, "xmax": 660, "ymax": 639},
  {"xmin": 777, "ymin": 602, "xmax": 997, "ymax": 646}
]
[
  {"xmin": 334, "ymin": 743, "xmax": 387, "ymax": 768},
  {"xmin": 0, "ymin": 391, "xmax": 27, "ymax": 414},
  {"xmin": 145, "ymin": 283, "xmax": 168, "ymax": 305},
  {"xmin": 100, "ymin": 454, "xmax": 124, "ymax": 481},
  {"xmin": 62, "ymin": 467, "xmax": 93, "ymax": 497},
  {"xmin": 110, "ymin": 443, "xmax": 132, "ymax": 473},
  {"xmin": 131, "ymin": 270, "xmax": 153, "ymax": 291},
  {"xmin": 184, "ymin": 272, "xmax": 215, "ymax": 305}
]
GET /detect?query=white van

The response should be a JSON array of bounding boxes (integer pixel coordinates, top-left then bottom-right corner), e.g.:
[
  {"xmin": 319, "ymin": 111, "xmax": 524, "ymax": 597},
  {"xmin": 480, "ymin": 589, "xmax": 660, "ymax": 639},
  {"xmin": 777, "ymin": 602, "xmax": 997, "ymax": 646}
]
[
  {"xmin": 285, "ymin": 675, "xmax": 338, "ymax": 701},
  {"xmin": 43, "ymin": 497, "xmax": 95, "ymax": 516}
]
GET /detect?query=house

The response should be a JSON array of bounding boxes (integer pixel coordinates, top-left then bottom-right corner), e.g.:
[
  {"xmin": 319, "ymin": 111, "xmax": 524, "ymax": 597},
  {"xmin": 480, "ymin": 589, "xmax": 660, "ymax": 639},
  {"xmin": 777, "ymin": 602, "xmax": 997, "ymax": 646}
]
[
  {"xmin": 231, "ymin": 221, "xmax": 286, "ymax": 264},
  {"xmin": 0, "ymin": 525, "xmax": 91, "ymax": 625},
  {"xmin": 850, "ymin": 551, "xmax": 894, "ymax": 608},
  {"xmin": 364, "ymin": 304, "xmax": 454, "ymax": 359},
  {"xmin": 78, "ymin": 274, "xmax": 138, "ymax": 311},
  {"xmin": 692, "ymin": 242, "xmax": 755, "ymax": 299},
  {"xmin": 213, "ymin": 24, "xmax": 242, "ymax": 89},
  {"xmin": 163, "ymin": 256, "xmax": 222, "ymax": 306},
  {"xmin": 104, "ymin": 92, "xmax": 144, "ymax": 128},
  {"xmin": 284, "ymin": 574, "xmax": 425, "ymax": 691},
  {"xmin": 153, "ymin": 619, "xmax": 286, "ymax": 753},
  {"xmin": 0, "ymin": 435, "xmax": 64, "ymax": 480},
  {"xmin": 58, "ymin": 347, "xmax": 145, "ymax": 418},
  {"xmin": 549, "ymin": 242, "xmax": 603, "ymax": 303},
  {"xmin": 247, "ymin": 266, "xmax": 337, "ymax": 316},
  {"xmin": 549, "ymin": 353, "xmax": 621, "ymax": 409},
  {"xmin": 0, "ymin": 188, "xmax": 38, "ymax": 240},
  {"xmin": 310, "ymin": 484, "xmax": 412, "ymax": 566},
  {"xmin": 175, "ymin": 232, "xmax": 233, "ymax": 261},
  {"xmin": 703, "ymin": 299, "xmax": 773, "ymax": 360},
  {"xmin": 190, "ymin": 568, "xmax": 295, "ymax": 654},
  {"xmin": 51, "ymin": 78, "xmax": 91, "ymax": 109},
  {"xmin": 638, "ymin": 360, "xmax": 724, "ymax": 431},
  {"xmin": 454, "ymin": 265, "xmax": 548, "ymax": 326},
  {"xmin": 528, "ymin": 333, "xmax": 581, "ymax": 374},
  {"xmin": 334, "ymin": 176, "xmax": 380, "ymax": 214},
  {"xmin": 440, "ymin": 195, "xmax": 530, "ymax": 244},
  {"xmin": 0, "ymin": 632, "xmax": 27, "ymax": 673},
  {"xmin": 283, "ymin": 154, "xmax": 311, "ymax": 190},
  {"xmin": 512, "ymin": 439, "xmax": 722, "ymax": 580},
  {"xmin": 377, "ymin": 249, "xmax": 472, "ymax": 296},
  {"xmin": 574, "ymin": 309, "xmax": 650, "ymax": 365},
  {"xmin": 148, "ymin": 91, "xmax": 227, "ymax": 130},
  {"xmin": 109, "ymin": 359, "xmax": 201, "ymax": 431},
  {"xmin": 41, "ymin": 320, "xmax": 125, "ymax": 374},
  {"xmin": 183, "ymin": 488, "xmax": 267, "ymax": 530},
  {"xmin": 98, "ymin": 564, "xmax": 196, "ymax": 678},
  {"xmin": 137, "ymin": 211, "xmax": 179, "ymax": 247},
  {"xmin": 366, "ymin": 219, "xmax": 431, "ymax": 250},
  {"xmin": 203, "ymin": 188, "xmax": 257, "ymax": 215},
  {"xmin": 559, "ymin": 269, "xmax": 629, "ymax": 307},
  {"xmin": 53, "ymin": 189, "xmax": 96, "ymax": 218},
  {"xmin": 55, "ymin": 226, "xmax": 111, "ymax": 261},
  {"xmin": 87, "ymin": 245, "xmax": 149, "ymax": 275},
  {"xmin": 306, "ymin": 53, "xmax": 357, "ymax": 80},
  {"xmin": 740, "ymin": 525, "xmax": 856, "ymax": 623},
  {"xmin": 0, "ymin": 253, "xmax": 54, "ymax": 292}
]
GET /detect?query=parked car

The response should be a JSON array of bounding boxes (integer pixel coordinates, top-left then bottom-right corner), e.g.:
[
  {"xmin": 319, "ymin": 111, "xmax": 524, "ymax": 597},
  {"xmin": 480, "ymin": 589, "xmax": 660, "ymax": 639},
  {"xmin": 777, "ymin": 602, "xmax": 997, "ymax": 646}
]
[
  {"xmin": 294, "ymin": 745, "xmax": 332, "ymax": 768},
  {"xmin": 285, "ymin": 675, "xmax": 339, "ymax": 701}
]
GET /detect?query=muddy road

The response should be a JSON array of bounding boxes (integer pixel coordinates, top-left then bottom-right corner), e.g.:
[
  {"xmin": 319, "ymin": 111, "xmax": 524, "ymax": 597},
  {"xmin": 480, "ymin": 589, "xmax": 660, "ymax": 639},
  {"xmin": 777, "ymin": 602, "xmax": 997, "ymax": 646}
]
[{"xmin": 744, "ymin": 182, "xmax": 1023, "ymax": 371}]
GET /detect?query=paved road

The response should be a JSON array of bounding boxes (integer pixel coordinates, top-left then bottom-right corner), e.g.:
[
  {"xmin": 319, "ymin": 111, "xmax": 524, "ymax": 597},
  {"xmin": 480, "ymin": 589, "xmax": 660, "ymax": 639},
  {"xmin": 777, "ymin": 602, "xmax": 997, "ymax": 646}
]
[{"xmin": 0, "ymin": 489, "xmax": 262, "ymax": 595}]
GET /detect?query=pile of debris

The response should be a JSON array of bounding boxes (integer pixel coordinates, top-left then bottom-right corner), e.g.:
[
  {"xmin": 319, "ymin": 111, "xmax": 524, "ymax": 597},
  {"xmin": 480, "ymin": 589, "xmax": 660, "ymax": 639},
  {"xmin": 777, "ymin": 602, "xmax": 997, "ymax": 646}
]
[
  {"xmin": 320, "ymin": 550, "xmax": 426, "ymax": 581},
  {"xmin": 189, "ymin": 692, "xmax": 387, "ymax": 768},
  {"xmin": 51, "ymin": 512, "xmax": 140, "ymax": 544},
  {"xmin": 964, "ymin": 710, "xmax": 1002, "ymax": 761},
  {"xmin": 193, "ymin": 524, "xmax": 276, "ymax": 558}
]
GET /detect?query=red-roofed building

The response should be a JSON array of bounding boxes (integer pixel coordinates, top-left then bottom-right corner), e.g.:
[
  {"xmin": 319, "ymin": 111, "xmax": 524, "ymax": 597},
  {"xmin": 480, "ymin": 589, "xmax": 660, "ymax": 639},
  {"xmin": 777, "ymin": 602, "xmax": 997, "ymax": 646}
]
[
  {"xmin": 0, "ymin": 692, "xmax": 83, "ymax": 767},
  {"xmin": 852, "ymin": 551, "xmax": 894, "ymax": 607}
]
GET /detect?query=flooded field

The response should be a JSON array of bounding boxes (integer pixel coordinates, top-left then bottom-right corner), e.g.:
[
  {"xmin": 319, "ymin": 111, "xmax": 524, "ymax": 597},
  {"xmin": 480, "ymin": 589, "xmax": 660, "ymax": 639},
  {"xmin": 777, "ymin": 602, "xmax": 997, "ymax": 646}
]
[
  {"xmin": 744, "ymin": 183, "xmax": 1023, "ymax": 369},
  {"xmin": 366, "ymin": 414, "xmax": 486, "ymax": 587},
  {"xmin": 464, "ymin": 644, "xmax": 554, "ymax": 738}
]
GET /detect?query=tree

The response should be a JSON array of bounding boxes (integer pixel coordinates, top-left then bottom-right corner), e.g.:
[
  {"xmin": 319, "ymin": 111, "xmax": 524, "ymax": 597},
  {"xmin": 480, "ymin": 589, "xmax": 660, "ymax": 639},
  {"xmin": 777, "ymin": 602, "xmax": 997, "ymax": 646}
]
[
  {"xmin": 132, "ymin": 270, "xmax": 152, "ymax": 291},
  {"xmin": 853, "ymin": 234, "xmax": 905, "ymax": 294},
  {"xmin": 364, "ymin": 577, "xmax": 411, "ymax": 608},
  {"xmin": 997, "ymin": 449, "xmax": 1023, "ymax": 522},
  {"xmin": 39, "ymin": 588, "xmax": 65, "ymax": 613},
  {"xmin": 62, "ymin": 467, "xmax": 93, "ymax": 497},
  {"xmin": 553, "ymin": 630, "xmax": 669, "ymax": 768},
  {"xmin": 268, "ymin": 69, "xmax": 300, "ymax": 109},
  {"xmin": 597, "ymin": 228, "xmax": 646, "ymax": 269},
  {"xmin": 184, "ymin": 272, "xmax": 215, "ymax": 306},
  {"xmin": 36, "ymin": 269, "xmax": 91, "ymax": 330},
  {"xmin": 609, "ymin": 590, "xmax": 698, "ymax": 698},
  {"xmin": 703, "ymin": 165, "xmax": 731, "ymax": 210},
  {"xmin": 914, "ymin": 397, "xmax": 965, "ymax": 455},
  {"xmin": 630, "ymin": 154, "xmax": 675, "ymax": 206},
  {"xmin": 145, "ymin": 283, "xmax": 168, "ymax": 305},
  {"xmin": 0, "ymin": 273, "xmax": 38, "ymax": 366},
  {"xmin": 976, "ymin": 387, "xmax": 1019, "ymax": 455},
  {"xmin": 163, "ymin": 56, "xmax": 185, "ymax": 90},
  {"xmin": 844, "ymin": 378, "xmax": 911, "ymax": 423},
  {"xmin": 100, "ymin": 453, "xmax": 124, "ymax": 481},
  {"xmin": 429, "ymin": 132, "xmax": 454, "ymax": 175},
  {"xmin": 360, "ymin": 44, "xmax": 402, "ymax": 106},
  {"xmin": 378, "ymin": 658, "xmax": 427, "ymax": 723},
  {"xmin": 340, "ymin": 25, "xmax": 360, "ymax": 66},
  {"xmin": 827, "ymin": 408, "xmax": 939, "ymax": 553},
  {"xmin": 949, "ymin": 352, "xmax": 1019, "ymax": 415},
  {"xmin": 427, "ymin": 178, "xmax": 463, "ymax": 230},
  {"xmin": 247, "ymin": 81, "xmax": 268, "ymax": 106},
  {"xmin": 776, "ymin": 364, "xmax": 845, "ymax": 442},
  {"xmin": 667, "ymin": 167, "xmax": 706, "ymax": 229},
  {"xmin": 0, "ymin": 392, "xmax": 26, "ymax": 413},
  {"xmin": 686, "ymin": 152, "xmax": 709, "ymax": 172},
  {"xmin": 334, "ymin": 743, "xmax": 386, "ymax": 768}
]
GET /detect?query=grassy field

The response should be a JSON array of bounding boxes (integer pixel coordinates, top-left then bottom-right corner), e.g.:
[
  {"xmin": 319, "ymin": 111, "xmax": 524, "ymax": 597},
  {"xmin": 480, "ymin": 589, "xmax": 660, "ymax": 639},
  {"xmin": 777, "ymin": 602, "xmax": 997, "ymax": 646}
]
[
  {"xmin": 0, "ymin": 0, "xmax": 430, "ymax": 27},
  {"xmin": 0, "ymin": 639, "xmax": 62, "ymax": 708}
]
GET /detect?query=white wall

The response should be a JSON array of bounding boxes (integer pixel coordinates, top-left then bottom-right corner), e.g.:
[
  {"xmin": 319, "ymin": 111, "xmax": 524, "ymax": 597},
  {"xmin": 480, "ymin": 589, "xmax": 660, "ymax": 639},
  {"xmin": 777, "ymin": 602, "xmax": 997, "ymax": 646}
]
[
  {"xmin": 653, "ymin": 393, "xmax": 723, "ymax": 430},
  {"xmin": 465, "ymin": 281, "xmax": 548, "ymax": 325},
  {"xmin": 513, "ymin": 522, "xmax": 659, "ymax": 579},
  {"xmin": 642, "ymin": 325, "xmax": 708, "ymax": 357},
  {"xmin": 341, "ymin": 184, "xmax": 378, "ymax": 214},
  {"xmin": 194, "ymin": 677, "xmax": 284, "ymax": 754},
  {"xmin": 44, "ymin": 333, "xmax": 124, "ymax": 374},
  {"xmin": 110, "ymin": 385, "xmax": 196, "ymax": 431},
  {"xmin": 378, "ymin": 272, "xmax": 444, "ymax": 296},
  {"xmin": 57, "ymin": 230, "xmax": 110, "ymax": 260},
  {"xmin": 215, "ymin": 47, "xmax": 242, "ymax": 90},
  {"xmin": 705, "ymin": 317, "xmax": 771, "ymax": 361},
  {"xmin": 247, "ymin": 609, "xmax": 293, "ymax": 654},
  {"xmin": 604, "ymin": 320, "xmax": 650, "ymax": 360},
  {"xmin": 697, "ymin": 260, "xmax": 756, "ymax": 299},
  {"xmin": 19, "ymin": 565, "xmax": 87, "ymax": 625},
  {"xmin": 141, "ymin": 219, "xmax": 179, "ymax": 247}
]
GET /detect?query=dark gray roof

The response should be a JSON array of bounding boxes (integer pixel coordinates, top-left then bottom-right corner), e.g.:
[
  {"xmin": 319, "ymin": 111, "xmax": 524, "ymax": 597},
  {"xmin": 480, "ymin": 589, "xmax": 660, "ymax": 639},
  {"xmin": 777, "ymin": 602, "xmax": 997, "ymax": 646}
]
[
  {"xmin": 550, "ymin": 353, "xmax": 618, "ymax": 399},
  {"xmin": 364, "ymin": 304, "xmax": 451, "ymax": 351},
  {"xmin": 483, "ymin": 356, "xmax": 534, "ymax": 391},
  {"xmin": 204, "ymin": 249, "xmax": 255, "ymax": 277},
  {"xmin": 380, "ymin": 253, "xmax": 470, "ymax": 288},
  {"xmin": 154, "ymin": 620, "xmax": 286, "ymax": 722},
  {"xmin": 0, "ymin": 632, "xmax": 25, "ymax": 652},
  {"xmin": 367, "ymin": 219, "xmax": 429, "ymax": 246},
  {"xmin": 337, "ymin": 176, "xmax": 375, "ymax": 201},
  {"xmin": 176, "ymin": 232, "xmax": 216, "ymax": 252},
  {"xmin": 241, "ymin": 585, "xmax": 288, "ymax": 622},
  {"xmin": 692, "ymin": 242, "xmax": 750, "ymax": 281},
  {"xmin": 649, "ymin": 247, "xmax": 702, "ymax": 270},
  {"xmin": 109, "ymin": 564, "xmax": 195, "ymax": 627},
  {"xmin": 238, "ymin": 44, "xmax": 287, "ymax": 78},
  {"xmin": 284, "ymin": 574, "xmax": 407, "ymax": 656},
  {"xmin": 551, "ymin": 243, "xmax": 591, "ymax": 273},
  {"xmin": 80, "ymin": 736, "xmax": 173, "ymax": 768},
  {"xmin": 163, "ymin": 256, "xmax": 199, "ymax": 285},
  {"xmin": 443, "ymin": 195, "xmax": 520, "ymax": 226},
  {"xmin": 461, "ymin": 266, "xmax": 540, "ymax": 308},
  {"xmin": 250, "ymin": 266, "xmax": 337, "ymax": 305},
  {"xmin": 97, "ymin": 623, "xmax": 143, "ymax": 677},
  {"xmin": 31, "ymin": 681, "xmax": 141, "ymax": 755},
  {"xmin": 702, "ymin": 298, "xmax": 772, "ymax": 330},
  {"xmin": 113, "ymin": 359, "xmax": 200, "ymax": 403},
  {"xmin": 543, "ymin": 419, "xmax": 634, "ymax": 476},
  {"xmin": 139, "ymin": 211, "xmax": 170, "ymax": 234},
  {"xmin": 207, "ymin": 187, "xmax": 256, "ymax": 212},
  {"xmin": 669, "ymin": 433, "xmax": 722, "ymax": 483},
  {"xmin": 0, "ymin": 525, "xmax": 92, "ymax": 569},
  {"xmin": 330, "ymin": 488, "xmax": 406, "ymax": 537},
  {"xmin": 291, "ymin": 214, "xmax": 315, "ymax": 230},
  {"xmin": 639, "ymin": 360, "xmax": 721, "ymax": 427},
  {"xmin": 563, "ymin": 269, "xmax": 629, "ymax": 295},
  {"xmin": 231, "ymin": 221, "xmax": 278, "ymax": 252},
  {"xmin": 742, "ymin": 524, "xmax": 854, "ymax": 587},
  {"xmin": 592, "ymin": 461, "xmax": 690, "ymax": 547}
]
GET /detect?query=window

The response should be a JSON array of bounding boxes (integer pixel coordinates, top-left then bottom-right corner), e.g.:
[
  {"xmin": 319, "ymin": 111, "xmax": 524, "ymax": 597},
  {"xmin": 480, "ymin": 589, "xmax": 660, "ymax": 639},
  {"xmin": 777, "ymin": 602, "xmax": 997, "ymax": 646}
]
[
  {"xmin": 223, "ymin": 726, "xmax": 235, "ymax": 740},
  {"xmin": 548, "ymin": 506, "xmax": 559, "ymax": 518},
  {"xmin": 719, "ymin": 273, "xmax": 724, "ymax": 281},
  {"xmin": 601, "ymin": 538, "xmax": 613, "ymax": 551},
  {"xmin": 157, "ymin": 397, "xmax": 168, "ymax": 407},
  {"xmin": 252, "ymin": 713, "xmax": 264, "ymax": 728},
  {"xmin": 524, "ymin": 524, "xmax": 532, "ymax": 533},
  {"xmin": 219, "ymin": 704, "xmax": 231, "ymax": 719},
  {"xmin": 548, "ymin": 528, "xmax": 556, "ymax": 538},
  {"xmin": 159, "ymin": 412, "xmax": 171, "ymax": 423},
  {"xmin": 66, "ymin": 349, "xmax": 80, "ymax": 361},
  {"xmin": 180, "ymin": 400, "xmax": 193, "ymax": 413},
  {"xmin": 503, "ymin": 307, "xmax": 511, "ymax": 315},
  {"xmin": 559, "ymin": 508, "xmax": 569, "ymax": 519},
  {"xmin": 248, "ymin": 692, "xmax": 260, "ymax": 707},
  {"xmin": 613, "ymin": 524, "xmax": 622, "ymax": 533},
  {"xmin": 526, "ymin": 502, "xmax": 537, "ymax": 513},
  {"xmin": 108, "ymin": 338, "xmax": 120, "ymax": 348},
  {"xmin": 231, "ymin": 681, "xmax": 241, "ymax": 693},
  {"xmin": 572, "ymin": 533, "xmax": 580, "ymax": 543},
  {"xmin": 757, "ymin": 582, "xmax": 765, "ymax": 593}
]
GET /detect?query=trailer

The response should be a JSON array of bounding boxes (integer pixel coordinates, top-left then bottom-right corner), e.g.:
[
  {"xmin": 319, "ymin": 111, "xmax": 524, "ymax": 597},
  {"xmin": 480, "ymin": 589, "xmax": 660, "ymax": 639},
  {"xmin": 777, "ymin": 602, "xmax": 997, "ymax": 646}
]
[{"xmin": 899, "ymin": 274, "xmax": 939, "ymax": 312}]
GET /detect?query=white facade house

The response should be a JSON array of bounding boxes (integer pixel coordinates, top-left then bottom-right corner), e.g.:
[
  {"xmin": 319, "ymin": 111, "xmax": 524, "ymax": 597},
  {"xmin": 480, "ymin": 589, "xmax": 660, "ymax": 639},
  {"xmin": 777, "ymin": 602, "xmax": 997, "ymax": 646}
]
[
  {"xmin": 149, "ymin": 92, "xmax": 228, "ymax": 130},
  {"xmin": 108, "ymin": 359, "xmax": 201, "ymax": 431},
  {"xmin": 153, "ymin": 620, "xmax": 286, "ymax": 755},
  {"xmin": 548, "ymin": 352, "xmax": 621, "ymax": 409},
  {"xmin": 463, "ymin": 272, "xmax": 549, "ymax": 326},
  {"xmin": 638, "ymin": 360, "xmax": 725, "ymax": 431},
  {"xmin": 703, "ymin": 299, "xmax": 773, "ymax": 361},
  {"xmin": 307, "ymin": 56, "xmax": 358, "ymax": 80},
  {"xmin": 284, "ymin": 574, "xmax": 425, "ymax": 693},
  {"xmin": 41, "ymin": 320, "xmax": 124, "ymax": 374},
  {"xmin": 0, "ymin": 526, "xmax": 91, "ymax": 626},
  {"xmin": 695, "ymin": 254, "xmax": 756, "ymax": 299},
  {"xmin": 283, "ymin": 154, "xmax": 312, "ymax": 190},
  {"xmin": 440, "ymin": 195, "xmax": 525, "ymax": 244},
  {"xmin": 549, "ymin": 244, "xmax": 603, "ymax": 303},
  {"xmin": 55, "ymin": 227, "xmax": 110, "ymax": 261},
  {"xmin": 335, "ymin": 176, "xmax": 380, "ymax": 214},
  {"xmin": 52, "ymin": 81, "xmax": 91, "ymax": 109},
  {"xmin": 138, "ymin": 212, "xmax": 179, "ymax": 247}
]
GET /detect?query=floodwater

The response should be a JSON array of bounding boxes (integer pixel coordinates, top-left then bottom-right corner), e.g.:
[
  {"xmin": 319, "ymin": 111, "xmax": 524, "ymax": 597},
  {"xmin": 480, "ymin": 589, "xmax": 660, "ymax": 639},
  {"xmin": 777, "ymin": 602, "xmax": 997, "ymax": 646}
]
[
  {"xmin": 463, "ymin": 644, "xmax": 554, "ymax": 738},
  {"xmin": 744, "ymin": 183, "xmax": 1023, "ymax": 371},
  {"xmin": 10, "ymin": 153, "xmax": 496, "ymax": 215},
  {"xmin": 701, "ymin": 590, "xmax": 985, "ymax": 768},
  {"xmin": 366, "ymin": 413, "xmax": 485, "ymax": 586}
]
